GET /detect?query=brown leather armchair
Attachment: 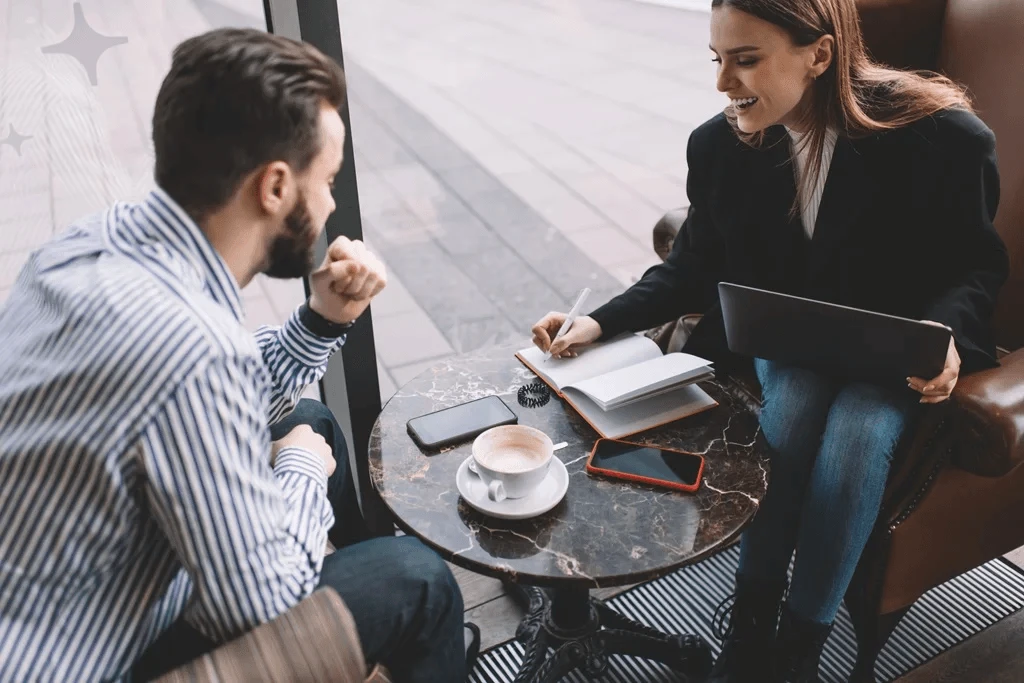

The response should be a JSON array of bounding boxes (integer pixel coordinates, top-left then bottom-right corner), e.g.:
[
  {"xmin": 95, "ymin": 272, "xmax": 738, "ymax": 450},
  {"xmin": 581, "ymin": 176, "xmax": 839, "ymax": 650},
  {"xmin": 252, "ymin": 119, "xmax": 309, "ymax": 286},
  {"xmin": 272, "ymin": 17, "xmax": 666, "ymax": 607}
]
[
  {"xmin": 649, "ymin": 0, "xmax": 1024, "ymax": 680},
  {"xmin": 154, "ymin": 588, "xmax": 389, "ymax": 683}
]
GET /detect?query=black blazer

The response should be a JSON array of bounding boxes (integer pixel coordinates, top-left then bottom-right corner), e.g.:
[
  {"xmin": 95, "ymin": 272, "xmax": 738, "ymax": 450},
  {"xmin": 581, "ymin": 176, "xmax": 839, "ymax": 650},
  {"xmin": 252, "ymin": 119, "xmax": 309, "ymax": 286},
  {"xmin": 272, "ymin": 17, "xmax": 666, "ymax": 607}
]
[{"xmin": 590, "ymin": 109, "xmax": 1009, "ymax": 375}]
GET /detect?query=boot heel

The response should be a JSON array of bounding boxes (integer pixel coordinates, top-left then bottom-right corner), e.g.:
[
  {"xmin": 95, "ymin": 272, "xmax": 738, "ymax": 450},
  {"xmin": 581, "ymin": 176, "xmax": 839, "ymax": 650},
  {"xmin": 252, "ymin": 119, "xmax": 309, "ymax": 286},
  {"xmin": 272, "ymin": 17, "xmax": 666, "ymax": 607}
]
[
  {"xmin": 707, "ymin": 576, "xmax": 787, "ymax": 683},
  {"xmin": 775, "ymin": 604, "xmax": 833, "ymax": 683}
]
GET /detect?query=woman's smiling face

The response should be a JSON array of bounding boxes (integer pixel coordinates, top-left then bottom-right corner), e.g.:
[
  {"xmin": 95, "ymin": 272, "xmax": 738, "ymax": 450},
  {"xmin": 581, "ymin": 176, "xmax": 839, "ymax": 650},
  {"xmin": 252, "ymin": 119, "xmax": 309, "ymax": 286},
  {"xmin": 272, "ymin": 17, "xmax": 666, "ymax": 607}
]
[{"xmin": 710, "ymin": 6, "xmax": 833, "ymax": 133}]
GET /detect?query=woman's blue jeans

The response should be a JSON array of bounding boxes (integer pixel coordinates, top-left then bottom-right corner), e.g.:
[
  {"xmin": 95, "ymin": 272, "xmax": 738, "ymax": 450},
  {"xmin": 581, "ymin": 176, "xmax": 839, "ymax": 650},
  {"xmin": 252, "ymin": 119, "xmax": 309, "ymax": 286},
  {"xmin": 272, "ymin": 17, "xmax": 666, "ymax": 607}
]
[{"xmin": 737, "ymin": 359, "xmax": 921, "ymax": 625}]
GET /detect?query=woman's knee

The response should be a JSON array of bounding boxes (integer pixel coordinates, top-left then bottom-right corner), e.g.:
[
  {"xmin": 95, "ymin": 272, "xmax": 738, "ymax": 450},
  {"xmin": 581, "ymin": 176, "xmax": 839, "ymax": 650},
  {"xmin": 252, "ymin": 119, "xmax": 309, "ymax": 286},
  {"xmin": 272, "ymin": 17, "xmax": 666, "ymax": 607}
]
[
  {"xmin": 821, "ymin": 384, "xmax": 916, "ymax": 469},
  {"xmin": 755, "ymin": 360, "xmax": 836, "ymax": 458}
]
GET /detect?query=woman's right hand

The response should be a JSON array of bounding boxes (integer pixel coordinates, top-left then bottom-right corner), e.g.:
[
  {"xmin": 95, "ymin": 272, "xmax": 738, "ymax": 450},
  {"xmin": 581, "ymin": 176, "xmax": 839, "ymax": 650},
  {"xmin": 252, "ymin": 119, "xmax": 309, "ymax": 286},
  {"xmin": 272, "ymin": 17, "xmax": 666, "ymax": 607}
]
[{"xmin": 531, "ymin": 313, "xmax": 602, "ymax": 358}]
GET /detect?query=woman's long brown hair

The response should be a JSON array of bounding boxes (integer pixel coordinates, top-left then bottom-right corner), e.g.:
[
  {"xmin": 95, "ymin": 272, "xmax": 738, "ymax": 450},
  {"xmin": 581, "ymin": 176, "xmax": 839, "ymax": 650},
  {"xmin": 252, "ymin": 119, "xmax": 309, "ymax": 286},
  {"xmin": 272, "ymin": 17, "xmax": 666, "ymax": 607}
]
[{"xmin": 711, "ymin": 0, "xmax": 972, "ymax": 210}]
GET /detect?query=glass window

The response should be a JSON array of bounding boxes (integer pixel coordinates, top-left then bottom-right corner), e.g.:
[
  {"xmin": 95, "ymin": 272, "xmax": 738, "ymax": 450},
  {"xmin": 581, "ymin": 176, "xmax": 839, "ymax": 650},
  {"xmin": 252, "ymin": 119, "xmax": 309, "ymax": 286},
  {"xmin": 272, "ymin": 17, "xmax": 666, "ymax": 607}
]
[
  {"xmin": 0, "ymin": 0, "xmax": 304, "ymax": 337},
  {"xmin": 338, "ymin": 1, "xmax": 721, "ymax": 404}
]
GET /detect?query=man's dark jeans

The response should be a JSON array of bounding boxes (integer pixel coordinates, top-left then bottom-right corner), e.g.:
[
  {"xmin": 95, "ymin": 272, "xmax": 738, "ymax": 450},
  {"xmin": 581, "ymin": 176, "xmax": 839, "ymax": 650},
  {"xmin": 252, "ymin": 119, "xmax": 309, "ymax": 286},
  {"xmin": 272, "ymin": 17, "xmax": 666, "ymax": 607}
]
[{"xmin": 133, "ymin": 399, "xmax": 466, "ymax": 683}]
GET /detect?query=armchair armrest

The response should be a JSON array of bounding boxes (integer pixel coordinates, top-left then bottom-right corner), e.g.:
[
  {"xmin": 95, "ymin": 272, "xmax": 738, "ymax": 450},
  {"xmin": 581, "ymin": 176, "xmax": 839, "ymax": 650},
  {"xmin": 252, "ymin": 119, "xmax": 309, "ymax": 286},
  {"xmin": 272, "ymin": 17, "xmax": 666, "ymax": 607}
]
[
  {"xmin": 653, "ymin": 207, "xmax": 688, "ymax": 261},
  {"xmin": 949, "ymin": 348, "xmax": 1024, "ymax": 477},
  {"xmin": 644, "ymin": 207, "xmax": 696, "ymax": 354},
  {"xmin": 156, "ymin": 588, "xmax": 367, "ymax": 683}
]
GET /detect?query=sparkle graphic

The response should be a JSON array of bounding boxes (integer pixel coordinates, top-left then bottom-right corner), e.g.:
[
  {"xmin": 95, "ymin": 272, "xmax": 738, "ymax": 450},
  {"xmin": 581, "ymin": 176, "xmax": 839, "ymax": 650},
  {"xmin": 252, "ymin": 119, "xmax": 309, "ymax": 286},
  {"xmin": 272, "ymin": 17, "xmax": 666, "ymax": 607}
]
[
  {"xmin": 0, "ymin": 125, "xmax": 33, "ymax": 157},
  {"xmin": 41, "ymin": 2, "xmax": 128, "ymax": 86}
]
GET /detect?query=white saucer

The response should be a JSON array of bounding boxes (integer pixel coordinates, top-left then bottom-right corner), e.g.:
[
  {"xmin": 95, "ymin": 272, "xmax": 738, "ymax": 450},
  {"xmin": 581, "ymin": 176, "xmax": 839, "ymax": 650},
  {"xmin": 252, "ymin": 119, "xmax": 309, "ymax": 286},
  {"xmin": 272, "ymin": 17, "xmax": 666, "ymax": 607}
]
[{"xmin": 456, "ymin": 455, "xmax": 569, "ymax": 520}]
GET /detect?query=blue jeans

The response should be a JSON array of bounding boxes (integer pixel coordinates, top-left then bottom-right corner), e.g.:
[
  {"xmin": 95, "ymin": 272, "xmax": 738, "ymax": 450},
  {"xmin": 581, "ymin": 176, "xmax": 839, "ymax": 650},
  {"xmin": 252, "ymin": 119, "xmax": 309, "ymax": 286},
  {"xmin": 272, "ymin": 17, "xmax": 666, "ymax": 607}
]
[
  {"xmin": 737, "ymin": 359, "xmax": 920, "ymax": 625},
  {"xmin": 134, "ymin": 400, "xmax": 466, "ymax": 683}
]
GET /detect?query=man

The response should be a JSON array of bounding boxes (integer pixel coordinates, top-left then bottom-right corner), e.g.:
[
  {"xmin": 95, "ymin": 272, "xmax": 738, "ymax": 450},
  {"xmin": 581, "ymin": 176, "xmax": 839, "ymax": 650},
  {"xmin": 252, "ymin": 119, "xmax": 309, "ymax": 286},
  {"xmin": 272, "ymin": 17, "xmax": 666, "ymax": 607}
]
[{"xmin": 0, "ymin": 28, "xmax": 471, "ymax": 682}]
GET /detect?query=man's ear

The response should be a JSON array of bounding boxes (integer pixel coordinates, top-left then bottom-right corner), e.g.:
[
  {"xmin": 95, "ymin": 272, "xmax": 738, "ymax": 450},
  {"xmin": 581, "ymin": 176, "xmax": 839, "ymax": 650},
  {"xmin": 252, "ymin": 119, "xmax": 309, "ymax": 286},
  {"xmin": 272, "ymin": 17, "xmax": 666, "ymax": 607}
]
[
  {"xmin": 811, "ymin": 34, "xmax": 834, "ymax": 78},
  {"xmin": 256, "ymin": 161, "xmax": 293, "ymax": 216}
]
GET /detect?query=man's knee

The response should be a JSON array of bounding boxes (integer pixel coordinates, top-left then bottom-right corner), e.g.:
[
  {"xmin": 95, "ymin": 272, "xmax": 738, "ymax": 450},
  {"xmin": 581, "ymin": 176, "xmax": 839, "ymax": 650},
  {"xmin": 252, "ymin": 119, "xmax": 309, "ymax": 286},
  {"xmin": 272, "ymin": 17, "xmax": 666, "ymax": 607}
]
[
  {"xmin": 290, "ymin": 398, "xmax": 336, "ymax": 429},
  {"xmin": 392, "ymin": 537, "xmax": 463, "ymax": 613},
  {"xmin": 281, "ymin": 399, "xmax": 349, "ymax": 456}
]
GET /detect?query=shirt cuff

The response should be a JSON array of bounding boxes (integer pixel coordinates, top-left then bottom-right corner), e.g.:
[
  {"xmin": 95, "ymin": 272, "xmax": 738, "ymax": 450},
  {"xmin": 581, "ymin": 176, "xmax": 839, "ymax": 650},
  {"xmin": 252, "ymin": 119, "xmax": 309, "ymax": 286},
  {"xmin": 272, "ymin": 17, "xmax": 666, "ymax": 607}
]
[
  {"xmin": 273, "ymin": 446, "xmax": 328, "ymax": 484},
  {"xmin": 297, "ymin": 301, "xmax": 355, "ymax": 338},
  {"xmin": 588, "ymin": 305, "xmax": 626, "ymax": 342},
  {"xmin": 320, "ymin": 501, "xmax": 336, "ymax": 531},
  {"xmin": 280, "ymin": 306, "xmax": 346, "ymax": 369}
]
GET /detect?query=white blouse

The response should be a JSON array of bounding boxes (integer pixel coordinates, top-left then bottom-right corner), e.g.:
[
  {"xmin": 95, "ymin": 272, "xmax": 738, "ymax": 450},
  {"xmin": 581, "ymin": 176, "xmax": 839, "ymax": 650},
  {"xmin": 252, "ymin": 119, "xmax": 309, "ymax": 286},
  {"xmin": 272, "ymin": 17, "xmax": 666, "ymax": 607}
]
[{"xmin": 787, "ymin": 127, "xmax": 838, "ymax": 239}]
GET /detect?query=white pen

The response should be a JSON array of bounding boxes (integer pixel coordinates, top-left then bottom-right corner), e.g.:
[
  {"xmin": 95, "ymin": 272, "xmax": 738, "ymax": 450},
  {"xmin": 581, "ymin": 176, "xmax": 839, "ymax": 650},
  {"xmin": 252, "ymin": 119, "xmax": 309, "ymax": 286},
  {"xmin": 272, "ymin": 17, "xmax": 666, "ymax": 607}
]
[{"xmin": 544, "ymin": 287, "xmax": 591, "ymax": 362}]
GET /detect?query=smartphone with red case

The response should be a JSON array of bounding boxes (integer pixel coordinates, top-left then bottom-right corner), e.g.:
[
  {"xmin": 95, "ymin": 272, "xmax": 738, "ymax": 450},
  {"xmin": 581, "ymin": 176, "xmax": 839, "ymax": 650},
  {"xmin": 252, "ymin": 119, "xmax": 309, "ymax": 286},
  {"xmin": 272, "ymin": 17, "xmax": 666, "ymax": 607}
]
[{"xmin": 585, "ymin": 438, "xmax": 705, "ymax": 493}]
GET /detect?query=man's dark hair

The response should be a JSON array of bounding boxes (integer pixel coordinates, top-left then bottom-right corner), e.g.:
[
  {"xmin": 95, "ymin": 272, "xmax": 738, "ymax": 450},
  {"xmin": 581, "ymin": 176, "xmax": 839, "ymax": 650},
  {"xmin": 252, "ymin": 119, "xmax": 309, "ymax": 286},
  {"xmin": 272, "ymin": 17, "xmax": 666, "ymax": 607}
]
[{"xmin": 152, "ymin": 28, "xmax": 347, "ymax": 221}]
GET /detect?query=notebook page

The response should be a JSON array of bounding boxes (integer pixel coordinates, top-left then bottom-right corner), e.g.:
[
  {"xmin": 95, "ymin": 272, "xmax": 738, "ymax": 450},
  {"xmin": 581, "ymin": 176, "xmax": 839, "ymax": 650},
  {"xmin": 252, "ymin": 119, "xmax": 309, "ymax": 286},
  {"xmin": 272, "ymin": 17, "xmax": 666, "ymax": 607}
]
[
  {"xmin": 516, "ymin": 334, "xmax": 662, "ymax": 391},
  {"xmin": 598, "ymin": 369, "xmax": 715, "ymax": 411},
  {"xmin": 569, "ymin": 353, "xmax": 714, "ymax": 409},
  {"xmin": 562, "ymin": 384, "xmax": 717, "ymax": 439}
]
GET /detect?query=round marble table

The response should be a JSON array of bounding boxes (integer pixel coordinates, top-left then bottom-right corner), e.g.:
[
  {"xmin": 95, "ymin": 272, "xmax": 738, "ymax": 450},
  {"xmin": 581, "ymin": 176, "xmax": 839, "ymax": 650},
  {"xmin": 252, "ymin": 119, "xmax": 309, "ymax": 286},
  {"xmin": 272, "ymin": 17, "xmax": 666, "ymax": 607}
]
[{"xmin": 369, "ymin": 343, "xmax": 769, "ymax": 682}]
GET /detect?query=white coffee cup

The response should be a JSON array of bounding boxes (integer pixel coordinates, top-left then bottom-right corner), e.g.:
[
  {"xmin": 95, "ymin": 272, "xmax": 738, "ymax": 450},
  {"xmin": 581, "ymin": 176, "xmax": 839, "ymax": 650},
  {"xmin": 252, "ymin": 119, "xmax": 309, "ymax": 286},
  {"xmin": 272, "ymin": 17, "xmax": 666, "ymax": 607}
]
[{"xmin": 471, "ymin": 425, "xmax": 553, "ymax": 502}]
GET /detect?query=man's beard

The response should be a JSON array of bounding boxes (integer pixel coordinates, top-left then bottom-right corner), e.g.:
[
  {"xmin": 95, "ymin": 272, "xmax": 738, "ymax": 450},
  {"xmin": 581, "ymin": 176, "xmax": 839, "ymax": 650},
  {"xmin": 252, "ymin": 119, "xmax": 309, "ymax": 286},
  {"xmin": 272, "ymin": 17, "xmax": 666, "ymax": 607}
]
[{"xmin": 263, "ymin": 192, "xmax": 318, "ymax": 279}]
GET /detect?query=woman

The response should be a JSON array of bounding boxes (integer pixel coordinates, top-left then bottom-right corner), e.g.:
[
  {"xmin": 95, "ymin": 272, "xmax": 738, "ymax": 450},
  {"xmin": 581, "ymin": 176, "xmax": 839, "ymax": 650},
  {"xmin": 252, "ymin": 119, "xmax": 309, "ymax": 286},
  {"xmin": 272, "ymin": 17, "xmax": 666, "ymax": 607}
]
[{"xmin": 530, "ymin": 0, "xmax": 1008, "ymax": 681}]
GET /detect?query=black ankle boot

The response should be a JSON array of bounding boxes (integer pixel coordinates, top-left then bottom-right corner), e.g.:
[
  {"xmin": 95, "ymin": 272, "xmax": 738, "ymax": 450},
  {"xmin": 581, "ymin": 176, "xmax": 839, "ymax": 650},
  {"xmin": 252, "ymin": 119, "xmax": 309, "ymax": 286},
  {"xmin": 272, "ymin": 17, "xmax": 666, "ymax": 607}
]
[
  {"xmin": 775, "ymin": 604, "xmax": 833, "ymax": 683},
  {"xmin": 708, "ymin": 575, "xmax": 787, "ymax": 683}
]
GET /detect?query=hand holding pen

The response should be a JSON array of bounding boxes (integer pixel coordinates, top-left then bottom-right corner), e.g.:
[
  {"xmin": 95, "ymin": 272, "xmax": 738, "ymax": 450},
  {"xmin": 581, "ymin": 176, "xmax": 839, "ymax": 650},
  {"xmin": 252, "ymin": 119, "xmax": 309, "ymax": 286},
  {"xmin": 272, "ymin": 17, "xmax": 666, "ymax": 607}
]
[{"xmin": 531, "ymin": 288, "xmax": 603, "ymax": 360}]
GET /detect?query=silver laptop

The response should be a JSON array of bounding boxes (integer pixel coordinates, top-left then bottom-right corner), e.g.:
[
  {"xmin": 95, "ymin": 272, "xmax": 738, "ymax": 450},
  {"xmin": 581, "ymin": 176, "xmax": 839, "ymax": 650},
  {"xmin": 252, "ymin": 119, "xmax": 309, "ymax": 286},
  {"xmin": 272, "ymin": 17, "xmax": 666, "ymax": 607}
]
[{"xmin": 718, "ymin": 282, "xmax": 951, "ymax": 383}]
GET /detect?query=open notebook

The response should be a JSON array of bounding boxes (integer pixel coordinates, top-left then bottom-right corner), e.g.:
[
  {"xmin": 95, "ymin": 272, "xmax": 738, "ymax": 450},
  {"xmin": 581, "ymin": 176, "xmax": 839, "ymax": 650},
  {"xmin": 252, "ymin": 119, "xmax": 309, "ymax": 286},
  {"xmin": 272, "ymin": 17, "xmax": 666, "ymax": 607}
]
[{"xmin": 516, "ymin": 334, "xmax": 718, "ymax": 439}]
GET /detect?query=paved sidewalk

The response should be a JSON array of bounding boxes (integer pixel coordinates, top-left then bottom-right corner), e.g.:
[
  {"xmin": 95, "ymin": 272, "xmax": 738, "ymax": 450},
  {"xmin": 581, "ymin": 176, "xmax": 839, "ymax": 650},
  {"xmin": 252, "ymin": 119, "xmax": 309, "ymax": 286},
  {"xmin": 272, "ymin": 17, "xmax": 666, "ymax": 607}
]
[{"xmin": 338, "ymin": 0, "xmax": 724, "ymax": 399}]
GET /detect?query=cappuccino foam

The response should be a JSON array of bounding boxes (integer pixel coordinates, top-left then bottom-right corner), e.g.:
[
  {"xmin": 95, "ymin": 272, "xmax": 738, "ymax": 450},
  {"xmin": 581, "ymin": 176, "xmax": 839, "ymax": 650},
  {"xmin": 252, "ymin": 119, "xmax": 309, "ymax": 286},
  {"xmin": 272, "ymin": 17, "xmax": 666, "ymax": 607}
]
[{"xmin": 478, "ymin": 446, "xmax": 546, "ymax": 473}]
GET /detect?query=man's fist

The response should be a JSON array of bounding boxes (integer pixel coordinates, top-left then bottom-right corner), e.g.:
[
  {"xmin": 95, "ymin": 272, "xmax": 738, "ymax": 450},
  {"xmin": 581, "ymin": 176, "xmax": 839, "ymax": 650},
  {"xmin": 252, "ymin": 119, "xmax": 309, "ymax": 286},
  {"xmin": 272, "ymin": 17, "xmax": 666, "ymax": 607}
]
[
  {"xmin": 271, "ymin": 424, "xmax": 335, "ymax": 476},
  {"xmin": 308, "ymin": 236, "xmax": 387, "ymax": 325}
]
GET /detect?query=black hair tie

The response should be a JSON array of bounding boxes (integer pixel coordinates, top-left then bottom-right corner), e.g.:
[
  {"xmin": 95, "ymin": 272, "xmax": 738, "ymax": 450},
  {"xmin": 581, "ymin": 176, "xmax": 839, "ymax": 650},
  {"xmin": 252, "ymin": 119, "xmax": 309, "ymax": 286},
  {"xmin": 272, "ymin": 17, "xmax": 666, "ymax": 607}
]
[{"xmin": 517, "ymin": 382, "xmax": 551, "ymax": 408}]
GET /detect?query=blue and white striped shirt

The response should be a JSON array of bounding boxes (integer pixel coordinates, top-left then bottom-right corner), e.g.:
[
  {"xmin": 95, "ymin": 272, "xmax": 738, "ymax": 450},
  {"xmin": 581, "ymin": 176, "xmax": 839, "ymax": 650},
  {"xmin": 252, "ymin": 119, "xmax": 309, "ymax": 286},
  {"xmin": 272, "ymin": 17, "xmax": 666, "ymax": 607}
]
[{"xmin": 0, "ymin": 189, "xmax": 343, "ymax": 681}]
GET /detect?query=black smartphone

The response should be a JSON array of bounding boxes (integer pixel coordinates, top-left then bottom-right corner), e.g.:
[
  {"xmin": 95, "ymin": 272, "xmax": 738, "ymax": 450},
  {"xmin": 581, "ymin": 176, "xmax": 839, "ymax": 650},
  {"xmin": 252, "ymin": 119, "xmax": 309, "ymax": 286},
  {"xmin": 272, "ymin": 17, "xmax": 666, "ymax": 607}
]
[
  {"xmin": 407, "ymin": 396, "xmax": 519, "ymax": 449},
  {"xmin": 586, "ymin": 438, "xmax": 705, "ymax": 493}
]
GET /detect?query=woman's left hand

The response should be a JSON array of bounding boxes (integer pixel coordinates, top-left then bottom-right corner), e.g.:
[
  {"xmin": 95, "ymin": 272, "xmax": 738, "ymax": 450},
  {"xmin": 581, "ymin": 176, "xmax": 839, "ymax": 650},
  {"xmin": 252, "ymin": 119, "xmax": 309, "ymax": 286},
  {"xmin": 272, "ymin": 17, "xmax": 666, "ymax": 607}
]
[{"xmin": 907, "ymin": 321, "xmax": 960, "ymax": 404}]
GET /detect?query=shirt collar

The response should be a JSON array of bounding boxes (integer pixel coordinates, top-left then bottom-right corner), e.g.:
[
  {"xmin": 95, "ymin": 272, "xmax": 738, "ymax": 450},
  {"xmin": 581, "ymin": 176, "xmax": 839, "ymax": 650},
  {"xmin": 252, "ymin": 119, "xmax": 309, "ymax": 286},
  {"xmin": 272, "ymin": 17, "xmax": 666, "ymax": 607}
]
[
  {"xmin": 132, "ymin": 188, "xmax": 245, "ymax": 322},
  {"xmin": 785, "ymin": 125, "xmax": 838, "ymax": 149}
]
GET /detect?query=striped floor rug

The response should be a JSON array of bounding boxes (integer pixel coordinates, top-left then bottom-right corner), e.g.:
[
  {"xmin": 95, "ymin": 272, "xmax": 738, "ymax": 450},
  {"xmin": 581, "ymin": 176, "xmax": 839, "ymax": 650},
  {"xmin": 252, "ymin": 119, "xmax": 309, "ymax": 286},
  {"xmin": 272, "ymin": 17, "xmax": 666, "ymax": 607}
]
[{"xmin": 470, "ymin": 545, "xmax": 1024, "ymax": 682}]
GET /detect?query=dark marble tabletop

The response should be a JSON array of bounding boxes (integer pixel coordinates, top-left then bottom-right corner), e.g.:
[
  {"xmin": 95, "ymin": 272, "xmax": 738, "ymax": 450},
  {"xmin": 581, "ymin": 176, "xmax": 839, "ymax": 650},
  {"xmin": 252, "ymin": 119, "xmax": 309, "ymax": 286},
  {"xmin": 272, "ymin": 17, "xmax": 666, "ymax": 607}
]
[{"xmin": 369, "ymin": 343, "xmax": 769, "ymax": 589}]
